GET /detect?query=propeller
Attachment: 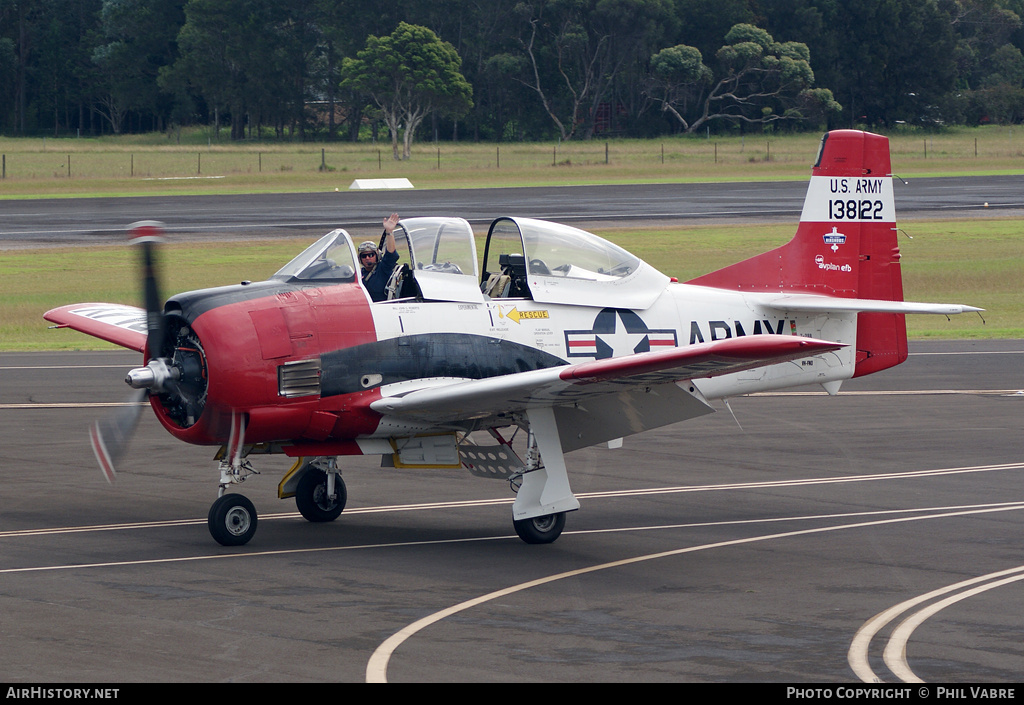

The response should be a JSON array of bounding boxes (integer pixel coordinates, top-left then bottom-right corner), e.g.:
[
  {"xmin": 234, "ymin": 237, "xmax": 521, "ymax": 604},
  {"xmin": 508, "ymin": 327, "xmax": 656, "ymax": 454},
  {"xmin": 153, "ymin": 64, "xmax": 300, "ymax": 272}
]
[
  {"xmin": 90, "ymin": 388, "xmax": 147, "ymax": 483},
  {"xmin": 90, "ymin": 221, "xmax": 171, "ymax": 483}
]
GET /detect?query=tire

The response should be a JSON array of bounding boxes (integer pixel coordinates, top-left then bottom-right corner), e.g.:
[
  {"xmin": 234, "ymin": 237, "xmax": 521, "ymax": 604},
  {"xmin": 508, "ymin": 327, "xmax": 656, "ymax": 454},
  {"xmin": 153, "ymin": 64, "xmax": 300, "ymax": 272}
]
[
  {"xmin": 513, "ymin": 512, "xmax": 566, "ymax": 544},
  {"xmin": 295, "ymin": 469, "xmax": 347, "ymax": 523},
  {"xmin": 208, "ymin": 494, "xmax": 258, "ymax": 546}
]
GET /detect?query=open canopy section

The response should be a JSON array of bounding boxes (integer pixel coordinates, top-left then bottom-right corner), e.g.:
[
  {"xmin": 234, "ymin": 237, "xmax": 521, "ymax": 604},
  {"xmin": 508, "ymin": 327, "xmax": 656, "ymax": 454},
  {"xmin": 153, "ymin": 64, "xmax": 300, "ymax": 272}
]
[
  {"xmin": 390, "ymin": 217, "xmax": 483, "ymax": 303},
  {"xmin": 481, "ymin": 217, "xmax": 669, "ymax": 309}
]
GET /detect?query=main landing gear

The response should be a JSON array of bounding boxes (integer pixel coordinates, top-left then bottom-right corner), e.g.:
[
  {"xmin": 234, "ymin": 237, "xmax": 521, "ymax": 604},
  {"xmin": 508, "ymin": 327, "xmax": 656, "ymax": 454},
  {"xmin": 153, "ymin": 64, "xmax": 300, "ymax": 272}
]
[
  {"xmin": 512, "ymin": 512, "xmax": 567, "ymax": 544},
  {"xmin": 205, "ymin": 409, "xmax": 576, "ymax": 547},
  {"xmin": 506, "ymin": 407, "xmax": 580, "ymax": 545},
  {"xmin": 294, "ymin": 462, "xmax": 347, "ymax": 523}
]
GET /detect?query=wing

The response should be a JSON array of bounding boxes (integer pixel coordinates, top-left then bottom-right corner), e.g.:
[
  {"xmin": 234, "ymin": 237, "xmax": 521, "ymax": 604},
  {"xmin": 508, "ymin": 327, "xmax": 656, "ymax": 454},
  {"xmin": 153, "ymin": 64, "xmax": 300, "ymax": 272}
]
[
  {"xmin": 371, "ymin": 335, "xmax": 843, "ymax": 450},
  {"xmin": 43, "ymin": 303, "xmax": 148, "ymax": 353}
]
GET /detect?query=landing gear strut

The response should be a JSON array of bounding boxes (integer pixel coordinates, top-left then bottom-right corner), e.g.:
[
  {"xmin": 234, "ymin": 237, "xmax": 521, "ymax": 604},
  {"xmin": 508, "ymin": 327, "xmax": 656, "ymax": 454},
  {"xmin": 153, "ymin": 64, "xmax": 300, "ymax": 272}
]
[
  {"xmin": 509, "ymin": 408, "xmax": 579, "ymax": 545},
  {"xmin": 207, "ymin": 411, "xmax": 260, "ymax": 546}
]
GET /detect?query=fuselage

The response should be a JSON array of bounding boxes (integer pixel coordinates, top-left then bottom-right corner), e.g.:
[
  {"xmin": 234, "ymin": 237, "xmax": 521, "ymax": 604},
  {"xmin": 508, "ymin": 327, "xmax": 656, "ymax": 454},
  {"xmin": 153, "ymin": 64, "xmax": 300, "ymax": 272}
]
[{"xmin": 149, "ymin": 275, "xmax": 857, "ymax": 451}]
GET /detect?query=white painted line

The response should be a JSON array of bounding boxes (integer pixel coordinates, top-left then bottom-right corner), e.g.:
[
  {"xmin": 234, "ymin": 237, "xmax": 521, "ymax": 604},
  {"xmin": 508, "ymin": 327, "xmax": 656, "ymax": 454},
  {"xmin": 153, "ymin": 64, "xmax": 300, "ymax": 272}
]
[
  {"xmin": 884, "ymin": 570, "xmax": 1024, "ymax": 683},
  {"xmin": 849, "ymin": 565, "xmax": 1024, "ymax": 683},
  {"xmin": 365, "ymin": 501, "xmax": 1024, "ymax": 683},
  {"xmin": 1, "ymin": 463, "xmax": 1019, "ymax": 540}
]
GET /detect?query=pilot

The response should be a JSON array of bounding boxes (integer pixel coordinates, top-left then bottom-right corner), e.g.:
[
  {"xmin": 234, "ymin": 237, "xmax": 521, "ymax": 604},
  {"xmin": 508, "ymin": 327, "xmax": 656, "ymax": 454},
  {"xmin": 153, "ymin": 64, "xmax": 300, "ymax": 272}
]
[{"xmin": 359, "ymin": 212, "xmax": 400, "ymax": 302}]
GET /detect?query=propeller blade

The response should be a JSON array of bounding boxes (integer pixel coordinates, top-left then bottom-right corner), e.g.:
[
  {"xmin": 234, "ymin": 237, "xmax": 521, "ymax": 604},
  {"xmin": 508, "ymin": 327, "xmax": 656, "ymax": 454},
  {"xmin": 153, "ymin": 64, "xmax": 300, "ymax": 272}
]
[
  {"xmin": 90, "ymin": 388, "xmax": 147, "ymax": 483},
  {"xmin": 90, "ymin": 222, "xmax": 167, "ymax": 484},
  {"xmin": 130, "ymin": 221, "xmax": 166, "ymax": 358}
]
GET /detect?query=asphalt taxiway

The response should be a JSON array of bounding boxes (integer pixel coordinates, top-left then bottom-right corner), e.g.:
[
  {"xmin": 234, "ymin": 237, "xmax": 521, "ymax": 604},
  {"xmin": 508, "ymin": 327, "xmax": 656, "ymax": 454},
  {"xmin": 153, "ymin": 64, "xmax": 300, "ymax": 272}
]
[
  {"xmin": 1, "ymin": 341, "xmax": 1022, "ymax": 682},
  {"xmin": 3, "ymin": 174, "xmax": 1024, "ymax": 247}
]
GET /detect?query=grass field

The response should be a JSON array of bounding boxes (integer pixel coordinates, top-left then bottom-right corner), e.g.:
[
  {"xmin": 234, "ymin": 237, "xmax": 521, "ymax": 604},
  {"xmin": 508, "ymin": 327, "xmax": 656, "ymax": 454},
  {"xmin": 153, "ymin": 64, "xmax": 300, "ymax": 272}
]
[
  {"xmin": 2, "ymin": 218, "xmax": 1014, "ymax": 351},
  {"xmin": 2, "ymin": 125, "xmax": 1024, "ymax": 197}
]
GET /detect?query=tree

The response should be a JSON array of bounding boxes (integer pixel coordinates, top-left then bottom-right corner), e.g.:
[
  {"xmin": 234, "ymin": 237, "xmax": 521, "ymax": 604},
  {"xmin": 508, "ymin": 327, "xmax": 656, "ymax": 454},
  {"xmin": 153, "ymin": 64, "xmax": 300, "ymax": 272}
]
[
  {"xmin": 498, "ymin": 0, "xmax": 674, "ymax": 140},
  {"xmin": 649, "ymin": 24, "xmax": 840, "ymax": 133},
  {"xmin": 91, "ymin": 0, "xmax": 185, "ymax": 134},
  {"xmin": 341, "ymin": 22, "xmax": 472, "ymax": 159},
  {"xmin": 648, "ymin": 43, "xmax": 712, "ymax": 130},
  {"xmin": 800, "ymin": 0, "xmax": 957, "ymax": 127},
  {"xmin": 166, "ymin": 0, "xmax": 314, "ymax": 140}
]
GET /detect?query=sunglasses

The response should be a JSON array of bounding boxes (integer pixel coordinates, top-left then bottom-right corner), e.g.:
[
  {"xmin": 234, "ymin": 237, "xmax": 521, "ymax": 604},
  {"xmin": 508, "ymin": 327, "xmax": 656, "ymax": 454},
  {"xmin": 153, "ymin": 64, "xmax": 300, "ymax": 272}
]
[{"xmin": 359, "ymin": 252, "xmax": 376, "ymax": 259}]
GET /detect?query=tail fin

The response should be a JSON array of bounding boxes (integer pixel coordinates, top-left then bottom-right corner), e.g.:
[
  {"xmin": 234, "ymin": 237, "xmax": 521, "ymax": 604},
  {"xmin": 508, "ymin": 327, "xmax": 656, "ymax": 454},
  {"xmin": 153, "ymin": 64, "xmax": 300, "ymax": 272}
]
[{"xmin": 687, "ymin": 129, "xmax": 906, "ymax": 377}]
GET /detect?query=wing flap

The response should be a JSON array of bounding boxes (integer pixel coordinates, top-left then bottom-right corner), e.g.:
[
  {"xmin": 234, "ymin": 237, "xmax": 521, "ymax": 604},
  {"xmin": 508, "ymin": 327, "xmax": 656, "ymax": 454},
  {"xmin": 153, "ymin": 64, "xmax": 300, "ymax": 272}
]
[
  {"xmin": 44, "ymin": 303, "xmax": 148, "ymax": 352},
  {"xmin": 559, "ymin": 335, "xmax": 843, "ymax": 386}
]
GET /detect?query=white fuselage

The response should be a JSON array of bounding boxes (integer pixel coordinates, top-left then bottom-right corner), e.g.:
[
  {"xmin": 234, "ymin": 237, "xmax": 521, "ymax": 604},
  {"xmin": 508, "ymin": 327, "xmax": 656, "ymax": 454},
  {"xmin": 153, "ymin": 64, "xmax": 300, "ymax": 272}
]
[{"xmin": 367, "ymin": 281, "xmax": 857, "ymax": 412}]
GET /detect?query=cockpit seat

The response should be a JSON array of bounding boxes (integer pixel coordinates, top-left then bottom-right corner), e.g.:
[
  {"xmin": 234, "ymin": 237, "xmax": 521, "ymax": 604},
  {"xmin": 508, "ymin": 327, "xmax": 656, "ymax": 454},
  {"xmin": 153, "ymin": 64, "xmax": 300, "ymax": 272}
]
[
  {"xmin": 497, "ymin": 253, "xmax": 531, "ymax": 298},
  {"xmin": 483, "ymin": 272, "xmax": 511, "ymax": 298}
]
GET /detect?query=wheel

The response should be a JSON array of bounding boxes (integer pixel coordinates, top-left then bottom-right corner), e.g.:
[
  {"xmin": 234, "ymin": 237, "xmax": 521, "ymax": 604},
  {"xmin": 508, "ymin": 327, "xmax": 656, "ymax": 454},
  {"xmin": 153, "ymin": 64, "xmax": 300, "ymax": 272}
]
[
  {"xmin": 208, "ymin": 494, "xmax": 258, "ymax": 546},
  {"xmin": 295, "ymin": 469, "xmax": 347, "ymax": 522},
  {"xmin": 513, "ymin": 512, "xmax": 566, "ymax": 544}
]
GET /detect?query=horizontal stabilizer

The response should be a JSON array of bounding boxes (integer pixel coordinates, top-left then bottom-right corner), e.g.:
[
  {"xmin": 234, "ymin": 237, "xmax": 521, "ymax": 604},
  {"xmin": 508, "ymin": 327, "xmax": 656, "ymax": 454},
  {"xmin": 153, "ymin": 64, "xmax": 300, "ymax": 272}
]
[{"xmin": 759, "ymin": 294, "xmax": 984, "ymax": 316}]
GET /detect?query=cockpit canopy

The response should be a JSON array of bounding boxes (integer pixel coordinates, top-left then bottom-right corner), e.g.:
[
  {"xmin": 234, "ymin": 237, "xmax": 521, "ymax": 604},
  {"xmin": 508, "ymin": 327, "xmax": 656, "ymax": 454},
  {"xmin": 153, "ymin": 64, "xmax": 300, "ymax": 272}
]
[
  {"xmin": 391, "ymin": 217, "xmax": 481, "ymax": 303},
  {"xmin": 481, "ymin": 217, "xmax": 669, "ymax": 309},
  {"xmin": 273, "ymin": 216, "xmax": 669, "ymax": 310}
]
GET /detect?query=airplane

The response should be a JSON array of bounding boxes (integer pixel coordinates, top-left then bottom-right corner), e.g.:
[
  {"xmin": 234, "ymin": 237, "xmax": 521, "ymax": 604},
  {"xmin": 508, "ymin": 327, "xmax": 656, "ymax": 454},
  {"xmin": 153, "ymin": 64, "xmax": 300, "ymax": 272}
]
[{"xmin": 44, "ymin": 129, "xmax": 982, "ymax": 547}]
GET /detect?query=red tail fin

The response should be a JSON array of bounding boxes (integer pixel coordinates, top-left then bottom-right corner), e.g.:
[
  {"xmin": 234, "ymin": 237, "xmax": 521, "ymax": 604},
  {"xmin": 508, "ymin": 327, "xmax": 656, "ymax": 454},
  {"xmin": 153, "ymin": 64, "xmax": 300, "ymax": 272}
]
[{"xmin": 687, "ymin": 129, "xmax": 906, "ymax": 376}]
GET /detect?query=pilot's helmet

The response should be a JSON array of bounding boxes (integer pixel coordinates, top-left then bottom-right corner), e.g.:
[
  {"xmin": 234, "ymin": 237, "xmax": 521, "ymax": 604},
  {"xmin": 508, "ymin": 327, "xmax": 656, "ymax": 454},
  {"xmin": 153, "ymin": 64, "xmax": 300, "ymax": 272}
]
[{"xmin": 358, "ymin": 241, "xmax": 378, "ymax": 257}]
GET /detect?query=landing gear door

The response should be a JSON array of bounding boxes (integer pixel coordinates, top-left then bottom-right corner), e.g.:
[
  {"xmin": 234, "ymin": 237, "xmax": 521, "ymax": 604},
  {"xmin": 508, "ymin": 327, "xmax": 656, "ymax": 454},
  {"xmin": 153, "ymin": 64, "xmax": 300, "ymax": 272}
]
[{"xmin": 393, "ymin": 217, "xmax": 483, "ymax": 304}]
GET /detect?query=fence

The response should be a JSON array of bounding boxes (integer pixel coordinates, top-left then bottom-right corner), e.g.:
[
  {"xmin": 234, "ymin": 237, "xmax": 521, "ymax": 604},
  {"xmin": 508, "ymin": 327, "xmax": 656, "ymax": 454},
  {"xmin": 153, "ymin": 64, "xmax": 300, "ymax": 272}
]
[{"xmin": 1, "ymin": 130, "xmax": 1021, "ymax": 182}]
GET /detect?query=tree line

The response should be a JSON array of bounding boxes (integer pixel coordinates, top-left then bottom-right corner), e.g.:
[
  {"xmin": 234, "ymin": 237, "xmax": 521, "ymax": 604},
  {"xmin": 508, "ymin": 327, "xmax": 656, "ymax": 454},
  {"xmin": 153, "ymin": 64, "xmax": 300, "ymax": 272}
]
[{"xmin": 3, "ymin": 0, "xmax": 1024, "ymax": 147}]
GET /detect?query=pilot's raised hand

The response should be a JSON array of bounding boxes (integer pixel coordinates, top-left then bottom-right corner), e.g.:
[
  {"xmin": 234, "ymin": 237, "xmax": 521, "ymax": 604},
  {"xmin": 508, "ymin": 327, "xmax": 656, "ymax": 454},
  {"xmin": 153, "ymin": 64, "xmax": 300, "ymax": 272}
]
[{"xmin": 383, "ymin": 213, "xmax": 400, "ymax": 234}]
